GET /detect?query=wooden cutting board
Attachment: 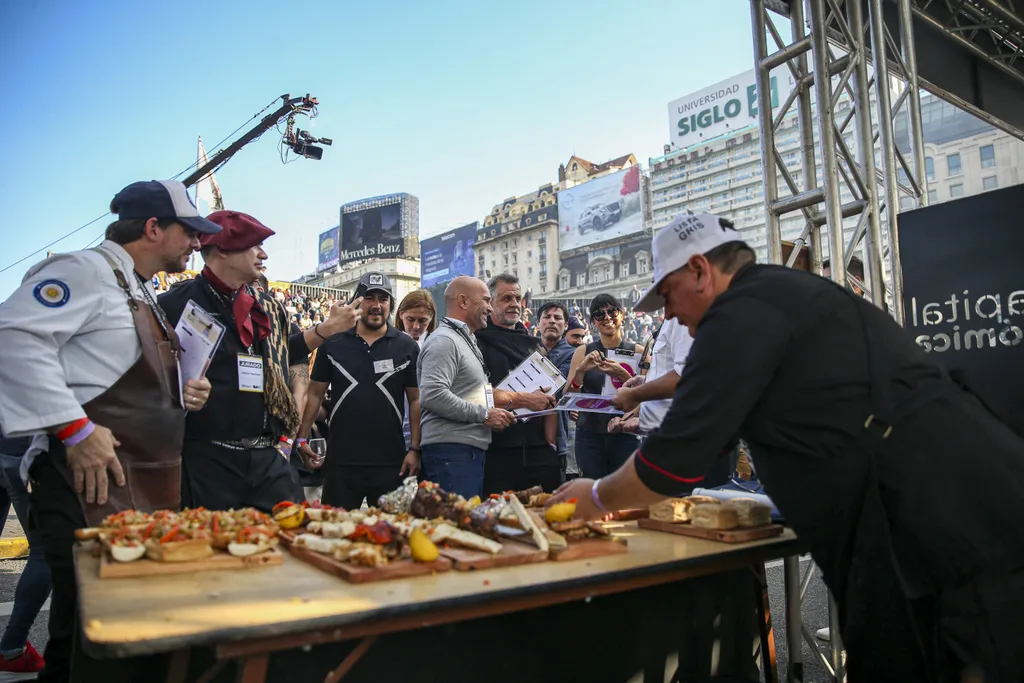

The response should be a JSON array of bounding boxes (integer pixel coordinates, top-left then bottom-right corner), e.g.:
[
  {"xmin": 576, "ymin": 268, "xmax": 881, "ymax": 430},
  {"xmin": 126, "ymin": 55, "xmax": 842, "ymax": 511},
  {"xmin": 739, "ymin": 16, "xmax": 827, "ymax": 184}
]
[
  {"xmin": 607, "ymin": 508, "xmax": 649, "ymax": 521},
  {"xmin": 549, "ymin": 536, "xmax": 628, "ymax": 561},
  {"xmin": 279, "ymin": 534, "xmax": 451, "ymax": 584},
  {"xmin": 441, "ymin": 540, "xmax": 548, "ymax": 571},
  {"xmin": 97, "ymin": 546, "xmax": 283, "ymax": 579},
  {"xmin": 637, "ymin": 518, "xmax": 785, "ymax": 543}
]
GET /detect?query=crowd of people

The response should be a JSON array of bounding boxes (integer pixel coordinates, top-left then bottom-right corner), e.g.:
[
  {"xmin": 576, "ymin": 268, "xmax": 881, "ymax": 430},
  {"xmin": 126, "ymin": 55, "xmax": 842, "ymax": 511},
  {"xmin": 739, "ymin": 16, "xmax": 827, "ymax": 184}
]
[{"xmin": 0, "ymin": 179, "xmax": 1022, "ymax": 682}]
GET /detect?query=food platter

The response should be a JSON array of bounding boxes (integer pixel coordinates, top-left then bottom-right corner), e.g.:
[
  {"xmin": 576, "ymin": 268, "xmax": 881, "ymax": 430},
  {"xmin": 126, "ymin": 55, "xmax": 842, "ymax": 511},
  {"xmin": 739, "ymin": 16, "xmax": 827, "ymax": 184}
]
[
  {"xmin": 74, "ymin": 479, "xmax": 633, "ymax": 584},
  {"xmin": 76, "ymin": 508, "xmax": 283, "ymax": 579},
  {"xmin": 97, "ymin": 544, "xmax": 283, "ymax": 579},
  {"xmin": 636, "ymin": 495, "xmax": 781, "ymax": 544}
]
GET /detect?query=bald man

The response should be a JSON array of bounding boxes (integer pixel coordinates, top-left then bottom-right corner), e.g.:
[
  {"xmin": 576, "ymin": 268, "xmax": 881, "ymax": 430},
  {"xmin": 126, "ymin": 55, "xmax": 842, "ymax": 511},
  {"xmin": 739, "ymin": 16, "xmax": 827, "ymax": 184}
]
[{"xmin": 417, "ymin": 277, "xmax": 515, "ymax": 497}]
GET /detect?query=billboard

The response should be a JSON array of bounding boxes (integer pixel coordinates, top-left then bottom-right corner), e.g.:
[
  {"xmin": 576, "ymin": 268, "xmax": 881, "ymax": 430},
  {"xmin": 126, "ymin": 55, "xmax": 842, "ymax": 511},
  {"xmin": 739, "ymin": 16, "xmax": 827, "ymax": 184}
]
[
  {"xmin": 558, "ymin": 166, "xmax": 643, "ymax": 253},
  {"xmin": 900, "ymin": 183, "xmax": 1024, "ymax": 432},
  {"xmin": 317, "ymin": 226, "xmax": 339, "ymax": 272},
  {"xmin": 667, "ymin": 68, "xmax": 795, "ymax": 150},
  {"xmin": 339, "ymin": 195, "xmax": 405, "ymax": 266},
  {"xmin": 420, "ymin": 222, "xmax": 478, "ymax": 288}
]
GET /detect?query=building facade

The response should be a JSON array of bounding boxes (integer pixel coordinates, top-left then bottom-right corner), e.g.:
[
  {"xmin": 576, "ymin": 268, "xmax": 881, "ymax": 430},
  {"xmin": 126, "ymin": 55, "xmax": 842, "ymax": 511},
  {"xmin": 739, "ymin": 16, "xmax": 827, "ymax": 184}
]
[
  {"xmin": 896, "ymin": 93, "xmax": 1024, "ymax": 208},
  {"xmin": 475, "ymin": 183, "xmax": 560, "ymax": 295},
  {"xmin": 649, "ymin": 83, "xmax": 1024, "ymax": 266},
  {"xmin": 473, "ymin": 154, "xmax": 640, "ymax": 297},
  {"xmin": 317, "ymin": 257, "xmax": 422, "ymax": 307}
]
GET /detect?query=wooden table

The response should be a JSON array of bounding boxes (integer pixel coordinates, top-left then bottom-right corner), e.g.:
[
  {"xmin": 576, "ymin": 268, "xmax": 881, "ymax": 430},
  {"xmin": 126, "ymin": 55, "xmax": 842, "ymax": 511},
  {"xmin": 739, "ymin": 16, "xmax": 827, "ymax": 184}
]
[{"xmin": 76, "ymin": 523, "xmax": 803, "ymax": 682}]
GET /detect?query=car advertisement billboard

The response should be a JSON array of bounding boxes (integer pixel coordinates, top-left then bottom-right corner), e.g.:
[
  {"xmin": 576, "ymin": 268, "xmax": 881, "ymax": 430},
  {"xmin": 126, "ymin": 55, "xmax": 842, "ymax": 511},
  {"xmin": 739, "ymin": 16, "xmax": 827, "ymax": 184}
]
[
  {"xmin": 667, "ymin": 68, "xmax": 794, "ymax": 150},
  {"xmin": 316, "ymin": 226, "xmax": 340, "ymax": 272},
  {"xmin": 558, "ymin": 166, "xmax": 643, "ymax": 253},
  {"xmin": 339, "ymin": 197, "xmax": 405, "ymax": 266},
  {"xmin": 420, "ymin": 222, "xmax": 478, "ymax": 288}
]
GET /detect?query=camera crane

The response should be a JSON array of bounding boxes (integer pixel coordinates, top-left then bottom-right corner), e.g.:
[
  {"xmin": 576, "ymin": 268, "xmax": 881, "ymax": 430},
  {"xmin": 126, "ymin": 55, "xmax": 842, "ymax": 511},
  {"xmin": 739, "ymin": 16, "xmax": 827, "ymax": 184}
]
[{"xmin": 182, "ymin": 93, "xmax": 331, "ymax": 188}]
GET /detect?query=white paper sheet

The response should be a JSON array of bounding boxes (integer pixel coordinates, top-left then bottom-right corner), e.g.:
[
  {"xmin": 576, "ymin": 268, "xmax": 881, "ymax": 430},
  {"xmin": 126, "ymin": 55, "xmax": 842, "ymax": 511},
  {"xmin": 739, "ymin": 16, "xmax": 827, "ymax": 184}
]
[
  {"xmin": 174, "ymin": 300, "xmax": 226, "ymax": 408},
  {"xmin": 496, "ymin": 351, "xmax": 566, "ymax": 416}
]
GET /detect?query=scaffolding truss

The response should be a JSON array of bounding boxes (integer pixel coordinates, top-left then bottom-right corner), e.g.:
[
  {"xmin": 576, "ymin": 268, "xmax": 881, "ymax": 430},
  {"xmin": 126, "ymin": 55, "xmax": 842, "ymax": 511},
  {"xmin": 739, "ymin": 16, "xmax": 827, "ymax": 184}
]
[
  {"xmin": 749, "ymin": 0, "xmax": 931, "ymax": 679},
  {"xmin": 750, "ymin": 0, "xmax": 929, "ymax": 324}
]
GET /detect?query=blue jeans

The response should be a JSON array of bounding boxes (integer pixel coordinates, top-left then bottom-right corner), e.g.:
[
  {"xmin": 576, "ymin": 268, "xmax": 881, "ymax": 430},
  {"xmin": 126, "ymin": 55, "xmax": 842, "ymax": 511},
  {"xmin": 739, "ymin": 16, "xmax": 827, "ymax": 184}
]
[
  {"xmin": 0, "ymin": 453, "xmax": 52, "ymax": 653},
  {"xmin": 420, "ymin": 444, "xmax": 485, "ymax": 499},
  {"xmin": 574, "ymin": 430, "xmax": 638, "ymax": 480}
]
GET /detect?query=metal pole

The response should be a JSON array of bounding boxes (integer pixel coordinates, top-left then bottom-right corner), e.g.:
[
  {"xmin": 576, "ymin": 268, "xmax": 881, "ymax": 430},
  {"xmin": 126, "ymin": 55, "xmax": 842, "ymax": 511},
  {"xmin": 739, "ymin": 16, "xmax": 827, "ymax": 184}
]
[
  {"xmin": 827, "ymin": 591, "xmax": 845, "ymax": 681},
  {"xmin": 868, "ymin": 0, "xmax": 904, "ymax": 323},
  {"xmin": 752, "ymin": 0, "xmax": 784, "ymax": 266},
  {"xmin": 807, "ymin": 0, "xmax": 846, "ymax": 285},
  {"xmin": 897, "ymin": 0, "xmax": 928, "ymax": 207},
  {"xmin": 789, "ymin": 0, "xmax": 823, "ymax": 274},
  {"xmin": 846, "ymin": 0, "xmax": 886, "ymax": 307},
  {"xmin": 784, "ymin": 556, "xmax": 804, "ymax": 682}
]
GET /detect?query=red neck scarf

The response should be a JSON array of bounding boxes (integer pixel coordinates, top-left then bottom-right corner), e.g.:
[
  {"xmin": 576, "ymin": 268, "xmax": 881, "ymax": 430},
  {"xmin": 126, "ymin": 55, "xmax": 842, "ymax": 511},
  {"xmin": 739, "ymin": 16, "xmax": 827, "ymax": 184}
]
[{"xmin": 202, "ymin": 266, "xmax": 271, "ymax": 348}]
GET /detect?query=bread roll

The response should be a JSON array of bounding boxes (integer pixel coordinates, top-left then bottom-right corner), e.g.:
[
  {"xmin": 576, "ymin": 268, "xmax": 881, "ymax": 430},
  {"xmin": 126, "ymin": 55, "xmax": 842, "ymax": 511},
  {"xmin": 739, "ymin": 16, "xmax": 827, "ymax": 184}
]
[
  {"xmin": 725, "ymin": 499, "xmax": 772, "ymax": 528},
  {"xmin": 683, "ymin": 495, "xmax": 720, "ymax": 506},
  {"xmin": 144, "ymin": 538, "xmax": 214, "ymax": 563},
  {"xmin": 691, "ymin": 504, "xmax": 739, "ymax": 530},
  {"xmin": 648, "ymin": 498, "xmax": 694, "ymax": 523}
]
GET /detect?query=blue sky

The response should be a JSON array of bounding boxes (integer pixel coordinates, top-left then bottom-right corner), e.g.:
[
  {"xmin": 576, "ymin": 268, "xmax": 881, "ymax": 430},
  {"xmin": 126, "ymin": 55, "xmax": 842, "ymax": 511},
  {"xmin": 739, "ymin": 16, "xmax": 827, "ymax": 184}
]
[{"xmin": 0, "ymin": 0, "xmax": 767, "ymax": 298}]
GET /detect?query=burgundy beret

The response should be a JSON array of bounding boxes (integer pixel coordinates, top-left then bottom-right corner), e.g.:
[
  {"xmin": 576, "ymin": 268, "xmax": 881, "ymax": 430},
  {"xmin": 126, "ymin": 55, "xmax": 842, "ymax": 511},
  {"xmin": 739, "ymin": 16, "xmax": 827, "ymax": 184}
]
[{"xmin": 200, "ymin": 211, "xmax": 275, "ymax": 251}]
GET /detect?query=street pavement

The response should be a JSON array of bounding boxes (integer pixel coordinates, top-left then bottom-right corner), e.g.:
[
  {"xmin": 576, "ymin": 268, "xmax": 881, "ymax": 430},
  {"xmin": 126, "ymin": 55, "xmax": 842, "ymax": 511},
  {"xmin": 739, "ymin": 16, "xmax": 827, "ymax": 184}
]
[{"xmin": 0, "ymin": 511, "xmax": 839, "ymax": 681}]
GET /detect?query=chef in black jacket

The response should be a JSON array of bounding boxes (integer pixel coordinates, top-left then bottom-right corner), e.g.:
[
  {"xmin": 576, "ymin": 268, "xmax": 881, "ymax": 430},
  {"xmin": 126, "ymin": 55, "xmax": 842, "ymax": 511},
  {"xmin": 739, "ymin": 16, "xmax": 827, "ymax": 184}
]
[
  {"xmin": 547, "ymin": 213, "xmax": 1024, "ymax": 682},
  {"xmin": 477, "ymin": 273, "xmax": 559, "ymax": 495},
  {"xmin": 160, "ymin": 211, "xmax": 359, "ymax": 512}
]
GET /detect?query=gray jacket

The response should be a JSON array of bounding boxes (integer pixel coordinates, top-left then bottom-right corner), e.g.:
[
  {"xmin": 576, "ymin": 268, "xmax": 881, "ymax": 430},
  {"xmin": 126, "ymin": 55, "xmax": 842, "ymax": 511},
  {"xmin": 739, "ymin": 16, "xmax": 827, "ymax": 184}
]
[{"xmin": 418, "ymin": 322, "xmax": 491, "ymax": 450}]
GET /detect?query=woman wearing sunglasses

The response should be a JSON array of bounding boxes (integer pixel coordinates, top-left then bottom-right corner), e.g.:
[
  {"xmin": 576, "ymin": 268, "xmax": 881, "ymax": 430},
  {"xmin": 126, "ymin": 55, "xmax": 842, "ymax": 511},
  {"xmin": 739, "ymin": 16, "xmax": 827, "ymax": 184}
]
[{"xmin": 565, "ymin": 294, "xmax": 645, "ymax": 479}]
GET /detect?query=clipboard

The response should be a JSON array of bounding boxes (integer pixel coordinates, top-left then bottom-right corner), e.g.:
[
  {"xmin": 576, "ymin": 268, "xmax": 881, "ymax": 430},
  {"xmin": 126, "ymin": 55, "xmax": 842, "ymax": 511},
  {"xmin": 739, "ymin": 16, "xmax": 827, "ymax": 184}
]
[
  {"xmin": 174, "ymin": 300, "xmax": 226, "ymax": 408},
  {"xmin": 496, "ymin": 351, "xmax": 566, "ymax": 416}
]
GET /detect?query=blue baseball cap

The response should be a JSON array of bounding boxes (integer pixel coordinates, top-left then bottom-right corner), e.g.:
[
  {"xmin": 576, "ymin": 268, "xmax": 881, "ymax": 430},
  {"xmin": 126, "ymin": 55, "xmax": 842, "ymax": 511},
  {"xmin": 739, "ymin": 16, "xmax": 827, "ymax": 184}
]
[{"xmin": 110, "ymin": 180, "xmax": 222, "ymax": 234}]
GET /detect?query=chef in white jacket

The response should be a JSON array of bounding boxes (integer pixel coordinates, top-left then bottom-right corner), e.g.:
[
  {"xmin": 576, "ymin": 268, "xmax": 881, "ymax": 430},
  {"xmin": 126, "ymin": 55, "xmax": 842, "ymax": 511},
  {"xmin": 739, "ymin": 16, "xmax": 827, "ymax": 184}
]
[{"xmin": 0, "ymin": 179, "xmax": 217, "ymax": 681}]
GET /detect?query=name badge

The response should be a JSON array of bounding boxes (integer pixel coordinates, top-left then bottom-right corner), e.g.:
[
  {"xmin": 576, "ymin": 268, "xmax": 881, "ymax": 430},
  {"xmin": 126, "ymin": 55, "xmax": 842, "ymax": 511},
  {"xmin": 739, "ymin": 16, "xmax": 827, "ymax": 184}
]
[
  {"xmin": 484, "ymin": 383, "xmax": 495, "ymax": 410},
  {"xmin": 373, "ymin": 359, "xmax": 395, "ymax": 374},
  {"xmin": 237, "ymin": 354, "xmax": 264, "ymax": 393}
]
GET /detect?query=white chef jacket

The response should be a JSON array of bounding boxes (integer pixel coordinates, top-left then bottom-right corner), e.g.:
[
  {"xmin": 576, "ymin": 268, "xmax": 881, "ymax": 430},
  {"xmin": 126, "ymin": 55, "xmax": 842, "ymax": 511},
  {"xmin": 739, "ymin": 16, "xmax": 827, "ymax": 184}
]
[
  {"xmin": 0, "ymin": 240, "xmax": 157, "ymax": 477},
  {"xmin": 639, "ymin": 318, "xmax": 693, "ymax": 434}
]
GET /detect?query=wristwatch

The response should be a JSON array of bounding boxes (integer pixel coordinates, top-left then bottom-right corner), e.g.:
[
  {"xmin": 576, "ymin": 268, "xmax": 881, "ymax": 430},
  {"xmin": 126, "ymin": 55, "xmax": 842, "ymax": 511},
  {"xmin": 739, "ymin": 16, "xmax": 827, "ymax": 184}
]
[{"xmin": 410, "ymin": 446, "xmax": 421, "ymax": 453}]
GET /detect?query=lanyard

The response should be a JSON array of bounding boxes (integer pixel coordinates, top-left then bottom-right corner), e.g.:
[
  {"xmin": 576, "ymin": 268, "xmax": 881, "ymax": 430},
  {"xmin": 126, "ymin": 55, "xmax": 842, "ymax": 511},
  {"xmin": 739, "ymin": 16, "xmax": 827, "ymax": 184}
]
[
  {"xmin": 441, "ymin": 318, "xmax": 490, "ymax": 379},
  {"xmin": 133, "ymin": 273, "xmax": 175, "ymax": 343}
]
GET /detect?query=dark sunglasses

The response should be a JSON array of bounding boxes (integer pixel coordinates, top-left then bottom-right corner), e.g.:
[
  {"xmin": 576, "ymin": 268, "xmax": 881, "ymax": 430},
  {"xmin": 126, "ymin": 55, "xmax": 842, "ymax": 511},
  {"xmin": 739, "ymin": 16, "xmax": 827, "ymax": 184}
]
[{"xmin": 591, "ymin": 308, "xmax": 620, "ymax": 322}]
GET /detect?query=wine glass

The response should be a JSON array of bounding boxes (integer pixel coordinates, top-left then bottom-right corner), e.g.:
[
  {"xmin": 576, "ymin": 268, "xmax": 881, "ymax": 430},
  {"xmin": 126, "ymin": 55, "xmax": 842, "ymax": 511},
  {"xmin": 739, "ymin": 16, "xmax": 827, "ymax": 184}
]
[{"xmin": 308, "ymin": 438, "xmax": 326, "ymax": 468}]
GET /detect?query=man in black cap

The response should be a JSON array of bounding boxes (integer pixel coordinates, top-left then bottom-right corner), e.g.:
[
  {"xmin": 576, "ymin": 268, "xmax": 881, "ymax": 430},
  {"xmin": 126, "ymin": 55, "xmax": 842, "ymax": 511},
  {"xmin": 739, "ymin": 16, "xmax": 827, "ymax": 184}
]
[
  {"xmin": 0, "ymin": 179, "xmax": 218, "ymax": 681},
  {"xmin": 296, "ymin": 272, "xmax": 421, "ymax": 508},
  {"xmin": 160, "ymin": 210, "xmax": 361, "ymax": 512}
]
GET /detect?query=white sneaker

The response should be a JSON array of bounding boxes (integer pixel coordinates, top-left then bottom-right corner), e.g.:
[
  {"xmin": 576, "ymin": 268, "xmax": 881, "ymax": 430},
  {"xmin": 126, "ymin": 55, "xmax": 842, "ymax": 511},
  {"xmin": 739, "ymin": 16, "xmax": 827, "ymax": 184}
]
[{"xmin": 816, "ymin": 627, "xmax": 830, "ymax": 641}]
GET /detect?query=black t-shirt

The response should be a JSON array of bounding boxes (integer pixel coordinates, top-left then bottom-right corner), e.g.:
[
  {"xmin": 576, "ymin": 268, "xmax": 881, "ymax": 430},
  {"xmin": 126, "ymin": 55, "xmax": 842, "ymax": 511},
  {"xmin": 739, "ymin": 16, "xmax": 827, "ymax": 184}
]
[{"xmin": 311, "ymin": 324, "xmax": 418, "ymax": 468}]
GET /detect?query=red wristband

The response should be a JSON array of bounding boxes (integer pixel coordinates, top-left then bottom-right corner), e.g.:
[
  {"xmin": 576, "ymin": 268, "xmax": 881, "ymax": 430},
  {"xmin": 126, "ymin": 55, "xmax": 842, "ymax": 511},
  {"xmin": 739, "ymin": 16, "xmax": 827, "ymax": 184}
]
[{"xmin": 56, "ymin": 418, "xmax": 90, "ymax": 441}]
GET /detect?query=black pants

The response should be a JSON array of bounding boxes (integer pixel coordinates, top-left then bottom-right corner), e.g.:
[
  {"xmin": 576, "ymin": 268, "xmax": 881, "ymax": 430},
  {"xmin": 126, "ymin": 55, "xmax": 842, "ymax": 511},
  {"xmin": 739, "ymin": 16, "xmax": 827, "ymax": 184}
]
[
  {"xmin": 482, "ymin": 445, "xmax": 562, "ymax": 497},
  {"xmin": 321, "ymin": 466, "xmax": 403, "ymax": 510},
  {"xmin": 181, "ymin": 440, "xmax": 303, "ymax": 513},
  {"xmin": 28, "ymin": 453, "xmax": 165, "ymax": 683}
]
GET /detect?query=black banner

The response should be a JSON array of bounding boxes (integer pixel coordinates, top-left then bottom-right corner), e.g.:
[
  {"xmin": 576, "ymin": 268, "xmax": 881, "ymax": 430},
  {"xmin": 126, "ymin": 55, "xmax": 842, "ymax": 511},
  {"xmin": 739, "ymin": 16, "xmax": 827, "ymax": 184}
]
[{"xmin": 900, "ymin": 183, "xmax": 1024, "ymax": 429}]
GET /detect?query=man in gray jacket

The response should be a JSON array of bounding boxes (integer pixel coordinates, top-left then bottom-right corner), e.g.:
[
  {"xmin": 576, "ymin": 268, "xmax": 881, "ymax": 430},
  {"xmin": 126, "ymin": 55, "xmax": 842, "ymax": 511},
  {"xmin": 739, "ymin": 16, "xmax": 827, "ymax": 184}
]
[{"xmin": 418, "ymin": 276, "xmax": 515, "ymax": 497}]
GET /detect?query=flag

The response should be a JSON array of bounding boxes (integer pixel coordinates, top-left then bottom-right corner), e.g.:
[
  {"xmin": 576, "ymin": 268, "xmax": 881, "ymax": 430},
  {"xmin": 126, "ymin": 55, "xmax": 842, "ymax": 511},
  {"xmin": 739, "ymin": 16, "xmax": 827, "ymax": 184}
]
[{"xmin": 195, "ymin": 136, "xmax": 225, "ymax": 214}]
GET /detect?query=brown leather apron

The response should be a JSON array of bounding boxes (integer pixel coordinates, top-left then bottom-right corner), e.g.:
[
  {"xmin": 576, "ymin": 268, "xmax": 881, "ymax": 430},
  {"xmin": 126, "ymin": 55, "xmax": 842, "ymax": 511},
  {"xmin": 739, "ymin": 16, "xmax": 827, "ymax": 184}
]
[{"xmin": 49, "ymin": 255, "xmax": 184, "ymax": 527}]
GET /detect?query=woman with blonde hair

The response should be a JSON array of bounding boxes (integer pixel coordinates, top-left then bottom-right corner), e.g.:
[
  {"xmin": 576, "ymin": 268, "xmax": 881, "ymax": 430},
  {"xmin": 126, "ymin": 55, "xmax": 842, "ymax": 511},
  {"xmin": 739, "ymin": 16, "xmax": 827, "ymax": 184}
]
[{"xmin": 396, "ymin": 289, "xmax": 437, "ymax": 343}]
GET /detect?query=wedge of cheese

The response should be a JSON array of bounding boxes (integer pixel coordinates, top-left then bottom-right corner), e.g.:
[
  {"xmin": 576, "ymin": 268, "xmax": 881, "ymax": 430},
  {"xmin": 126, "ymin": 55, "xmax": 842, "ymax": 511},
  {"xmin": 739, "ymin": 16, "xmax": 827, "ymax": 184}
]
[
  {"xmin": 294, "ymin": 533, "xmax": 352, "ymax": 555},
  {"xmin": 429, "ymin": 523, "xmax": 502, "ymax": 554}
]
